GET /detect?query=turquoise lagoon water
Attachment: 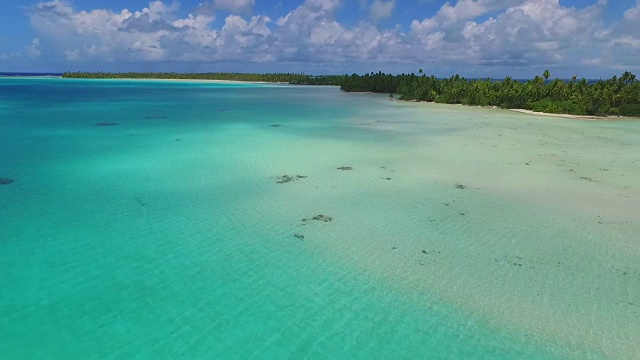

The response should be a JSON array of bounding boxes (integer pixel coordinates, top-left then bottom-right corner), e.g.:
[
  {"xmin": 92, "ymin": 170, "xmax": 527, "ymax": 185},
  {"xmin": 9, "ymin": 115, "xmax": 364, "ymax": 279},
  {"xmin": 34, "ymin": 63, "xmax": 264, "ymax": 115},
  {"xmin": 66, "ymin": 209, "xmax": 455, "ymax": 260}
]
[{"xmin": 0, "ymin": 78, "xmax": 638, "ymax": 359}]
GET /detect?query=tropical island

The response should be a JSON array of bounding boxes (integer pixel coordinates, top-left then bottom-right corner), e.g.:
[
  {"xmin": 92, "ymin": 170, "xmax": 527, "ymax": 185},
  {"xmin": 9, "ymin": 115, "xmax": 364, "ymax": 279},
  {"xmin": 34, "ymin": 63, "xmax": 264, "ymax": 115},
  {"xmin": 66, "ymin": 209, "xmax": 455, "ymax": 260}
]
[{"xmin": 62, "ymin": 70, "xmax": 640, "ymax": 117}]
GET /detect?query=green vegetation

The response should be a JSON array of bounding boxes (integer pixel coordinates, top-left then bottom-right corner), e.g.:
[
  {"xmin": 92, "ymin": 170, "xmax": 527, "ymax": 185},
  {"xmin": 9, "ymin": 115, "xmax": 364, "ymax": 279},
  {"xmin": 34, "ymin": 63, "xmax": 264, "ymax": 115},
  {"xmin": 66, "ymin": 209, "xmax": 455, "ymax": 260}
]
[
  {"xmin": 341, "ymin": 70, "xmax": 639, "ymax": 117},
  {"xmin": 62, "ymin": 70, "xmax": 640, "ymax": 117},
  {"xmin": 61, "ymin": 71, "xmax": 341, "ymax": 85}
]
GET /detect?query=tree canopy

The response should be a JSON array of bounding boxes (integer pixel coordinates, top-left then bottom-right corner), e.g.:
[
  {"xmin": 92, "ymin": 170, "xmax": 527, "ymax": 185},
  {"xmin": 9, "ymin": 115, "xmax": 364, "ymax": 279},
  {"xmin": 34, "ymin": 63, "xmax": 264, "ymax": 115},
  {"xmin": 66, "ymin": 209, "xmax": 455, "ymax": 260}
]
[
  {"xmin": 62, "ymin": 70, "xmax": 640, "ymax": 117},
  {"xmin": 61, "ymin": 72, "xmax": 342, "ymax": 85},
  {"xmin": 339, "ymin": 70, "xmax": 640, "ymax": 117}
]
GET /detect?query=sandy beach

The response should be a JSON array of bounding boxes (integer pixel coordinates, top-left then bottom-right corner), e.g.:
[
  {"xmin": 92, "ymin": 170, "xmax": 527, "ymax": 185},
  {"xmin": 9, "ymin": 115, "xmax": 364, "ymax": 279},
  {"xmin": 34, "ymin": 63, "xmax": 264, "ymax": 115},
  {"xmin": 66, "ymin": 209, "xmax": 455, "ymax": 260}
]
[
  {"xmin": 509, "ymin": 108, "xmax": 640, "ymax": 120},
  {"xmin": 47, "ymin": 76, "xmax": 293, "ymax": 86}
]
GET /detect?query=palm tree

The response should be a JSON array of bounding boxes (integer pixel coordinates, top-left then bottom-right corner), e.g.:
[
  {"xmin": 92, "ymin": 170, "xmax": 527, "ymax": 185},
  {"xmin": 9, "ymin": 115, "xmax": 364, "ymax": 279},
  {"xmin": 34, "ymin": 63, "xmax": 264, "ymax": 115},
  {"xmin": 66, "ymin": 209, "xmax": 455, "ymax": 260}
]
[
  {"xmin": 543, "ymin": 70, "xmax": 550, "ymax": 81},
  {"xmin": 621, "ymin": 71, "xmax": 636, "ymax": 84}
]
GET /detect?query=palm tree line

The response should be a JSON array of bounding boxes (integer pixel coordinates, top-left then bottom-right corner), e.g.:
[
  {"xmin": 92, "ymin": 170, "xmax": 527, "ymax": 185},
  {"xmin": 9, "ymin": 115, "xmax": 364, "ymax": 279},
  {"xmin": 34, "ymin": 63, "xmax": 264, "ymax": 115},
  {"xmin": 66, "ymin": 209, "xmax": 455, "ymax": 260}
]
[
  {"xmin": 62, "ymin": 70, "xmax": 640, "ymax": 116},
  {"xmin": 340, "ymin": 70, "xmax": 639, "ymax": 116},
  {"xmin": 61, "ymin": 72, "xmax": 340, "ymax": 85}
]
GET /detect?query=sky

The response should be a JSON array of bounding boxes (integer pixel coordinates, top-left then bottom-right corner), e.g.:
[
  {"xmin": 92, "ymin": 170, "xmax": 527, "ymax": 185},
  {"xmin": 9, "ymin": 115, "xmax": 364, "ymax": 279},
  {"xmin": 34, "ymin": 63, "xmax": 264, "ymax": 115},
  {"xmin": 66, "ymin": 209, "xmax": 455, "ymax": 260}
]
[{"xmin": 0, "ymin": 0, "xmax": 639, "ymax": 78}]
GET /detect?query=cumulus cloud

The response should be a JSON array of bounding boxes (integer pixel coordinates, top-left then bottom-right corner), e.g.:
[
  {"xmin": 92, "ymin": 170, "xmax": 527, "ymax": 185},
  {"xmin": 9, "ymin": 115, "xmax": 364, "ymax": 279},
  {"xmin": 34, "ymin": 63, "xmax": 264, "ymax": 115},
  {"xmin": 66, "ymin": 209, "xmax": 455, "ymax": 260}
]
[
  {"xmin": 214, "ymin": 0, "xmax": 255, "ymax": 13},
  {"xmin": 22, "ymin": 0, "xmax": 640, "ymax": 74},
  {"xmin": 196, "ymin": 0, "xmax": 255, "ymax": 16},
  {"xmin": 1, "ymin": 37, "xmax": 40, "ymax": 62},
  {"xmin": 370, "ymin": 0, "xmax": 395, "ymax": 20},
  {"xmin": 29, "ymin": 0, "xmax": 226, "ymax": 62},
  {"xmin": 409, "ymin": 0, "xmax": 609, "ymax": 68},
  {"xmin": 273, "ymin": 0, "xmax": 403, "ymax": 62},
  {"xmin": 623, "ymin": 0, "xmax": 640, "ymax": 21},
  {"xmin": 25, "ymin": 38, "xmax": 41, "ymax": 58},
  {"xmin": 588, "ymin": 0, "xmax": 640, "ymax": 70}
]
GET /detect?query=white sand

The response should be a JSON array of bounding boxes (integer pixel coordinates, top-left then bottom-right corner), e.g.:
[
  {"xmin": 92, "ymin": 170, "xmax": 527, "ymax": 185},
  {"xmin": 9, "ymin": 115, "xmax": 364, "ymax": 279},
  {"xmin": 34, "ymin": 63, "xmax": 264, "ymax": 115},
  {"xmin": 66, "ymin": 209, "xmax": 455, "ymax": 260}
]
[{"xmin": 510, "ymin": 108, "xmax": 640, "ymax": 120}]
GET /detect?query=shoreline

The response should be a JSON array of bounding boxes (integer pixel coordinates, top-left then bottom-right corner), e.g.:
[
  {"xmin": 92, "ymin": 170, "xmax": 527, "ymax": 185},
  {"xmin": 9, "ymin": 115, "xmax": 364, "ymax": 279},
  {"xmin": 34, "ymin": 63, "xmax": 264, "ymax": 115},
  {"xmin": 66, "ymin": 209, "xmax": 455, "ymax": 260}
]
[
  {"xmin": 56, "ymin": 77, "xmax": 343, "ymax": 87},
  {"xmin": 64, "ymin": 77, "xmax": 291, "ymax": 85},
  {"xmin": 7, "ymin": 75, "xmax": 640, "ymax": 120},
  {"xmin": 384, "ymin": 95, "xmax": 640, "ymax": 121},
  {"xmin": 347, "ymin": 92, "xmax": 640, "ymax": 120},
  {"xmin": 0, "ymin": 75, "xmax": 62, "ymax": 79},
  {"xmin": 508, "ymin": 108, "xmax": 639, "ymax": 121}
]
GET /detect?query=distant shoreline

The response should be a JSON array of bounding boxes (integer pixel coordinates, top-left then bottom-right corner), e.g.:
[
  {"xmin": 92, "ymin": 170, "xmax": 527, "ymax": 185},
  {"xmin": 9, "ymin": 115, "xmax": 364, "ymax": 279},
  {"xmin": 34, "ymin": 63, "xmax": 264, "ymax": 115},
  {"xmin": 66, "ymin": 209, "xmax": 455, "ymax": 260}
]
[
  {"xmin": 0, "ymin": 75, "xmax": 62, "ymax": 79},
  {"xmin": 1, "ymin": 76, "xmax": 299, "ymax": 86},
  {"xmin": 8, "ymin": 73, "xmax": 640, "ymax": 121},
  {"xmin": 82, "ymin": 78, "xmax": 291, "ymax": 85},
  {"xmin": 60, "ymin": 72, "xmax": 340, "ymax": 86}
]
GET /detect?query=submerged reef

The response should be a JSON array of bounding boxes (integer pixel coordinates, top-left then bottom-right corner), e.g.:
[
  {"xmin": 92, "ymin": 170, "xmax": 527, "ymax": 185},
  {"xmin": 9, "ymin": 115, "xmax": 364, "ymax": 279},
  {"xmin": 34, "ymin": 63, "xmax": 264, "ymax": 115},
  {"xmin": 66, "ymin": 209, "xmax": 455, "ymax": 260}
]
[
  {"xmin": 312, "ymin": 214, "xmax": 333, "ymax": 222},
  {"xmin": 301, "ymin": 214, "xmax": 334, "ymax": 223},
  {"xmin": 275, "ymin": 175, "xmax": 307, "ymax": 184},
  {"xmin": 0, "ymin": 178, "xmax": 15, "ymax": 185}
]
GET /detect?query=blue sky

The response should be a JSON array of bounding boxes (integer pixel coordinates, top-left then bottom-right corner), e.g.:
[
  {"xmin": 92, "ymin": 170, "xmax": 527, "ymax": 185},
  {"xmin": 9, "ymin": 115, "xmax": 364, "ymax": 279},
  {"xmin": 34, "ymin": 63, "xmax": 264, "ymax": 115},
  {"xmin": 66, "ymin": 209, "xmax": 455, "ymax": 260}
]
[{"xmin": 1, "ymin": 0, "xmax": 639, "ymax": 77}]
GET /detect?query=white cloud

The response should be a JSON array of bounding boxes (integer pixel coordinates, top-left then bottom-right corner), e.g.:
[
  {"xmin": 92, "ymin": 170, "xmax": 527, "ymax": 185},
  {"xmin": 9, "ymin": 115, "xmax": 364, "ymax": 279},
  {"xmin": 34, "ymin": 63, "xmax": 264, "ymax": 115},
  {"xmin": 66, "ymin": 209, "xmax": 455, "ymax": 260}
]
[
  {"xmin": 593, "ymin": 1, "xmax": 640, "ymax": 70},
  {"xmin": 272, "ymin": 0, "xmax": 403, "ymax": 62},
  {"xmin": 196, "ymin": 0, "xmax": 255, "ymax": 15},
  {"xmin": 25, "ymin": 38, "xmax": 41, "ymax": 58},
  {"xmin": 29, "ymin": 0, "xmax": 219, "ymax": 62},
  {"xmin": 581, "ymin": 58, "xmax": 602, "ymax": 66},
  {"xmin": 623, "ymin": 0, "xmax": 640, "ymax": 21},
  {"xmin": 370, "ymin": 0, "xmax": 395, "ymax": 20},
  {"xmin": 0, "ymin": 52, "xmax": 21, "ymax": 60},
  {"xmin": 409, "ymin": 0, "xmax": 608, "ymax": 69},
  {"xmin": 215, "ymin": 0, "xmax": 255, "ymax": 13},
  {"xmin": 22, "ymin": 0, "xmax": 640, "ymax": 75},
  {"xmin": 431, "ymin": 0, "xmax": 521, "ymax": 26},
  {"xmin": 1, "ymin": 38, "xmax": 40, "ymax": 62}
]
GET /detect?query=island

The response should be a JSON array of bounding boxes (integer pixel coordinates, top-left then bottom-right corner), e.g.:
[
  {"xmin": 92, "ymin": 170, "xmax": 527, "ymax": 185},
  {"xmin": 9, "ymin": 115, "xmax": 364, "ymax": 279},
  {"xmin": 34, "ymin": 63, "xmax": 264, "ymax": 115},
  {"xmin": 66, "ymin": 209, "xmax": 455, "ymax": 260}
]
[{"xmin": 62, "ymin": 70, "xmax": 640, "ymax": 117}]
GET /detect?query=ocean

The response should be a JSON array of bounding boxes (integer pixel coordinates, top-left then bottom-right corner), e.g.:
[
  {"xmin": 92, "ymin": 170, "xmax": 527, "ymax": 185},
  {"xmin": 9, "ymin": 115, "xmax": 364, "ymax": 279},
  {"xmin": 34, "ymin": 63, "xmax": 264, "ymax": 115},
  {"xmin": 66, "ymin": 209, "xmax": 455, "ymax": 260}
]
[{"xmin": 1, "ymin": 77, "xmax": 638, "ymax": 359}]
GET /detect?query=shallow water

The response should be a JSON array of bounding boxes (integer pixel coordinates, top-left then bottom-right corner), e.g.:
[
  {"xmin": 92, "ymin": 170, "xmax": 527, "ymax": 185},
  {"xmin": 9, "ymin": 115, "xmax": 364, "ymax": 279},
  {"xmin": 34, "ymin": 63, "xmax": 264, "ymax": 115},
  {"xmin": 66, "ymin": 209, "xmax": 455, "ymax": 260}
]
[{"xmin": 1, "ymin": 78, "xmax": 638, "ymax": 359}]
